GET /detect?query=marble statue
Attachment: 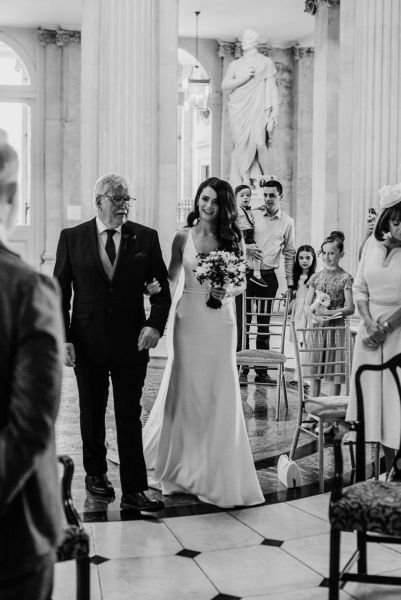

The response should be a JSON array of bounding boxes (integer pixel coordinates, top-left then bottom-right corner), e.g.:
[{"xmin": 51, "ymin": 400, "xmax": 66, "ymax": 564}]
[{"xmin": 222, "ymin": 29, "xmax": 279, "ymax": 187}]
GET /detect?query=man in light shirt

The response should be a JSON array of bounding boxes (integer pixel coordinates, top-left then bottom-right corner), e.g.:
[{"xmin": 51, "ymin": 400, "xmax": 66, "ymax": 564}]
[
  {"xmin": 54, "ymin": 174, "xmax": 171, "ymax": 512},
  {"xmin": 236, "ymin": 179, "xmax": 295, "ymax": 385}
]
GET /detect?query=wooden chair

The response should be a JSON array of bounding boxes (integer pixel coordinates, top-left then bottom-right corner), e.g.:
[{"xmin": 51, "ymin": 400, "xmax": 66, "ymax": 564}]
[
  {"xmin": 329, "ymin": 353, "xmax": 401, "ymax": 599},
  {"xmin": 57, "ymin": 455, "xmax": 90, "ymax": 600},
  {"xmin": 289, "ymin": 320, "xmax": 352, "ymax": 492},
  {"xmin": 237, "ymin": 291, "xmax": 290, "ymax": 420}
]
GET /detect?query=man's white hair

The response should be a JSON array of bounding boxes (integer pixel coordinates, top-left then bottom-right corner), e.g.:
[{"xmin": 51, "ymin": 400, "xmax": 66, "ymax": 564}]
[{"xmin": 93, "ymin": 174, "xmax": 130, "ymax": 206}]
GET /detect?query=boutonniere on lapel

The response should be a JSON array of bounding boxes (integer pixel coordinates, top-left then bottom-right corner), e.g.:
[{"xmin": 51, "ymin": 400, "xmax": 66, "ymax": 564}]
[{"xmin": 122, "ymin": 229, "xmax": 137, "ymax": 250}]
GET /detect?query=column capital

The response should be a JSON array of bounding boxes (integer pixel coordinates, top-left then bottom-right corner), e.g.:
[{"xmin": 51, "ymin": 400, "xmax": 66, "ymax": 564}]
[
  {"xmin": 217, "ymin": 41, "xmax": 235, "ymax": 58},
  {"xmin": 231, "ymin": 41, "xmax": 272, "ymax": 58},
  {"xmin": 288, "ymin": 44, "xmax": 315, "ymax": 60},
  {"xmin": 38, "ymin": 27, "xmax": 81, "ymax": 47},
  {"xmin": 304, "ymin": 0, "xmax": 340, "ymax": 16}
]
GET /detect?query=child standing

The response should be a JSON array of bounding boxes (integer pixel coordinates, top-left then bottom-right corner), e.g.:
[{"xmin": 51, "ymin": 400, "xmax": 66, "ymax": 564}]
[
  {"xmin": 304, "ymin": 231, "xmax": 355, "ymax": 430},
  {"xmin": 287, "ymin": 245, "xmax": 316, "ymax": 395},
  {"xmin": 289, "ymin": 244, "xmax": 317, "ymax": 342},
  {"xmin": 235, "ymin": 184, "xmax": 267, "ymax": 287}
]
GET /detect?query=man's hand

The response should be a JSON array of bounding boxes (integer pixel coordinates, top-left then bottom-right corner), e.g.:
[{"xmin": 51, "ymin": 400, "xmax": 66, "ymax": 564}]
[
  {"xmin": 65, "ymin": 342, "xmax": 76, "ymax": 367},
  {"xmin": 138, "ymin": 326, "xmax": 160, "ymax": 351},
  {"xmin": 246, "ymin": 243, "xmax": 263, "ymax": 261},
  {"xmin": 145, "ymin": 278, "xmax": 161, "ymax": 296}
]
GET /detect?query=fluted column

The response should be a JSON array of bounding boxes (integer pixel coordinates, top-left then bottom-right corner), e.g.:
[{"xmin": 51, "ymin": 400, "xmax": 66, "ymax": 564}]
[
  {"xmin": 339, "ymin": 0, "xmax": 401, "ymax": 273},
  {"xmin": 291, "ymin": 46, "xmax": 314, "ymax": 245},
  {"xmin": 81, "ymin": 0, "xmax": 178, "ymax": 255},
  {"xmin": 310, "ymin": 1, "xmax": 341, "ymax": 253},
  {"xmin": 218, "ymin": 41, "xmax": 236, "ymax": 181}
]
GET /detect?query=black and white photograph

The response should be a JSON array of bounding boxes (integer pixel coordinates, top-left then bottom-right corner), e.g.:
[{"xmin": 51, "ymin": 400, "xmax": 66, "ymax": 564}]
[{"xmin": 1, "ymin": 1, "xmax": 401, "ymax": 599}]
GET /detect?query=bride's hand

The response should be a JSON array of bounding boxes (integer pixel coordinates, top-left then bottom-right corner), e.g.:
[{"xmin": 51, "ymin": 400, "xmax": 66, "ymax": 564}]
[{"xmin": 210, "ymin": 286, "xmax": 228, "ymax": 301}]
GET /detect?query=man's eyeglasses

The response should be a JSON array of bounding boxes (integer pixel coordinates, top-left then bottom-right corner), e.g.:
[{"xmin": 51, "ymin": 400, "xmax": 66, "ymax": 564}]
[{"xmin": 98, "ymin": 194, "xmax": 136, "ymax": 207}]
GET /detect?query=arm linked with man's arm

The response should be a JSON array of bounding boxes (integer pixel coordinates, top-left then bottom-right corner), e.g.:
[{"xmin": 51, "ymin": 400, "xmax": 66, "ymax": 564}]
[
  {"xmin": 0, "ymin": 276, "xmax": 64, "ymax": 510},
  {"xmin": 146, "ymin": 230, "xmax": 171, "ymax": 336}
]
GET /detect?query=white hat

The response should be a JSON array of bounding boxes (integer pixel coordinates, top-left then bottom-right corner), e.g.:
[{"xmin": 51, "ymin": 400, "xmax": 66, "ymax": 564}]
[{"xmin": 379, "ymin": 183, "xmax": 401, "ymax": 209}]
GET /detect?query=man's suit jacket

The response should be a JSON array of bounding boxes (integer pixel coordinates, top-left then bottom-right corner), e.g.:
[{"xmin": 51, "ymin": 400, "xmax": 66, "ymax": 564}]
[
  {"xmin": 0, "ymin": 243, "xmax": 63, "ymax": 571},
  {"xmin": 54, "ymin": 219, "xmax": 171, "ymax": 364}
]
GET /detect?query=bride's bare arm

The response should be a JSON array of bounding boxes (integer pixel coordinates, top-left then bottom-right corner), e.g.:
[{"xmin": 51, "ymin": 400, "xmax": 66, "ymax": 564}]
[{"xmin": 168, "ymin": 229, "xmax": 189, "ymax": 296}]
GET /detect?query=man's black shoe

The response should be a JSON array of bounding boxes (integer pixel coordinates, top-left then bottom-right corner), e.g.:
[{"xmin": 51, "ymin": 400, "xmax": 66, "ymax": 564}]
[
  {"xmin": 254, "ymin": 373, "xmax": 277, "ymax": 386},
  {"xmin": 120, "ymin": 492, "xmax": 164, "ymax": 512},
  {"xmin": 85, "ymin": 474, "xmax": 115, "ymax": 497}
]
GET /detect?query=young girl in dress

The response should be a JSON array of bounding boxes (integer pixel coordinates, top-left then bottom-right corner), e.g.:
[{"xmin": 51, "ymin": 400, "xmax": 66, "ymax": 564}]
[
  {"xmin": 289, "ymin": 244, "xmax": 317, "ymax": 341},
  {"xmin": 304, "ymin": 231, "xmax": 355, "ymax": 405},
  {"xmin": 287, "ymin": 245, "xmax": 317, "ymax": 392}
]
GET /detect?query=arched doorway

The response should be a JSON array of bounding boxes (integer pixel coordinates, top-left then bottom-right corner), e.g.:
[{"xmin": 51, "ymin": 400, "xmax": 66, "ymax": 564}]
[
  {"xmin": 0, "ymin": 35, "xmax": 41, "ymax": 267},
  {"xmin": 177, "ymin": 48, "xmax": 212, "ymax": 226}
]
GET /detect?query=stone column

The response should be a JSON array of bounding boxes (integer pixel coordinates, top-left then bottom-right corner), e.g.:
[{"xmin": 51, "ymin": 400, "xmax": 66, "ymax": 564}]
[
  {"xmin": 217, "ymin": 41, "xmax": 235, "ymax": 182},
  {"xmin": 38, "ymin": 28, "xmax": 81, "ymax": 274},
  {"xmin": 339, "ymin": 0, "xmax": 401, "ymax": 274},
  {"xmin": 309, "ymin": 0, "xmax": 341, "ymax": 253},
  {"xmin": 208, "ymin": 91, "xmax": 222, "ymax": 177},
  {"xmin": 291, "ymin": 45, "xmax": 314, "ymax": 245},
  {"xmin": 81, "ymin": 0, "xmax": 178, "ymax": 256}
]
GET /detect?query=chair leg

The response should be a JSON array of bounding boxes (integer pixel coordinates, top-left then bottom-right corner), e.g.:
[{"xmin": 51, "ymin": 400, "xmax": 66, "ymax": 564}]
[
  {"xmin": 276, "ymin": 365, "xmax": 282, "ymax": 421},
  {"xmin": 318, "ymin": 417, "xmax": 324, "ymax": 493},
  {"xmin": 357, "ymin": 532, "xmax": 367, "ymax": 573},
  {"xmin": 282, "ymin": 369, "xmax": 289, "ymax": 415},
  {"xmin": 76, "ymin": 556, "xmax": 90, "ymax": 600},
  {"xmin": 329, "ymin": 528, "xmax": 341, "ymax": 600},
  {"xmin": 289, "ymin": 387, "xmax": 304, "ymax": 461},
  {"xmin": 374, "ymin": 442, "xmax": 380, "ymax": 480}
]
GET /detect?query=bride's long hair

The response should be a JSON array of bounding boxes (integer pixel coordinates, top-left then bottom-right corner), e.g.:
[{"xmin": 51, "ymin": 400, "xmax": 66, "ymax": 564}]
[{"xmin": 187, "ymin": 177, "xmax": 242, "ymax": 256}]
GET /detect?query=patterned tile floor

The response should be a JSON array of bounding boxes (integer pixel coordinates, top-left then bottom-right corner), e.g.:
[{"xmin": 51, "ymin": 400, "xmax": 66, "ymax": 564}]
[{"xmin": 54, "ymin": 361, "xmax": 395, "ymax": 599}]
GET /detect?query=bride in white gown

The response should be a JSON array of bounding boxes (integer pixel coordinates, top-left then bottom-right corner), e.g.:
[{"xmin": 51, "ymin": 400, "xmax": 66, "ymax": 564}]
[{"xmin": 143, "ymin": 178, "xmax": 264, "ymax": 508}]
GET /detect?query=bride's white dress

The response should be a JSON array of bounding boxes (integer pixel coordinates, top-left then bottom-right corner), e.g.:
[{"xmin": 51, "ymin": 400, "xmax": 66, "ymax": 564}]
[{"xmin": 143, "ymin": 230, "xmax": 264, "ymax": 508}]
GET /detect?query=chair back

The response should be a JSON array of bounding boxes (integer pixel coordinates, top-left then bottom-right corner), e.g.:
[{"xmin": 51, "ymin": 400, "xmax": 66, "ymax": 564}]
[
  {"xmin": 354, "ymin": 352, "xmax": 401, "ymax": 481},
  {"xmin": 241, "ymin": 291, "xmax": 291, "ymax": 353},
  {"xmin": 291, "ymin": 319, "xmax": 352, "ymax": 395}
]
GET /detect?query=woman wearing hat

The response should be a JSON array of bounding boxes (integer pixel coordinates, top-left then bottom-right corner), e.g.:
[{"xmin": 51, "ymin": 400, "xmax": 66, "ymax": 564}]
[{"xmin": 347, "ymin": 184, "xmax": 401, "ymax": 476}]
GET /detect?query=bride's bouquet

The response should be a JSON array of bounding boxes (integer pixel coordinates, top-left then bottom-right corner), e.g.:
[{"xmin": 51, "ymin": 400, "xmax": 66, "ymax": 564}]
[{"xmin": 193, "ymin": 250, "xmax": 246, "ymax": 309}]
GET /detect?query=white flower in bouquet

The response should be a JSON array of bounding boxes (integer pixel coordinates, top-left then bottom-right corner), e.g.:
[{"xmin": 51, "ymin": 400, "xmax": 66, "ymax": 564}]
[{"xmin": 193, "ymin": 250, "xmax": 246, "ymax": 308}]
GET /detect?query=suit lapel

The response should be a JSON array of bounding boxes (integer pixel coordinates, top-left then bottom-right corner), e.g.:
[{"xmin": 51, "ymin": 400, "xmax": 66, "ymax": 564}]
[
  {"xmin": 112, "ymin": 221, "xmax": 137, "ymax": 280},
  {"xmin": 86, "ymin": 218, "xmax": 110, "ymax": 283}
]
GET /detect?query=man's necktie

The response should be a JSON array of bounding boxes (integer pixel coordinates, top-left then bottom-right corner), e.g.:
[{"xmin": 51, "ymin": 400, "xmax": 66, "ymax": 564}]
[{"xmin": 105, "ymin": 229, "xmax": 116, "ymax": 265}]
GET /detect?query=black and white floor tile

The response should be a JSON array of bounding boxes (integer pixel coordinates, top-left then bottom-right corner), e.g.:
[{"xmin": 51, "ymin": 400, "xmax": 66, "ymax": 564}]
[{"xmin": 54, "ymin": 362, "xmax": 399, "ymax": 599}]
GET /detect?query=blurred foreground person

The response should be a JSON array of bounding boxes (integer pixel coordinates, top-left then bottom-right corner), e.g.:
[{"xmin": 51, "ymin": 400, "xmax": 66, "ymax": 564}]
[{"xmin": 0, "ymin": 142, "xmax": 64, "ymax": 599}]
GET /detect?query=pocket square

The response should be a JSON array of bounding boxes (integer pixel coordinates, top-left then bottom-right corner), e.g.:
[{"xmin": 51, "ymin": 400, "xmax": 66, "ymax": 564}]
[{"xmin": 132, "ymin": 252, "xmax": 146, "ymax": 260}]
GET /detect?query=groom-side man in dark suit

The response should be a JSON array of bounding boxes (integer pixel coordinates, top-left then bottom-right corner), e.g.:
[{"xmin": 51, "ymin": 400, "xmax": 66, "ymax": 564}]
[
  {"xmin": 54, "ymin": 174, "xmax": 171, "ymax": 512},
  {"xmin": 0, "ymin": 142, "xmax": 63, "ymax": 599}
]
